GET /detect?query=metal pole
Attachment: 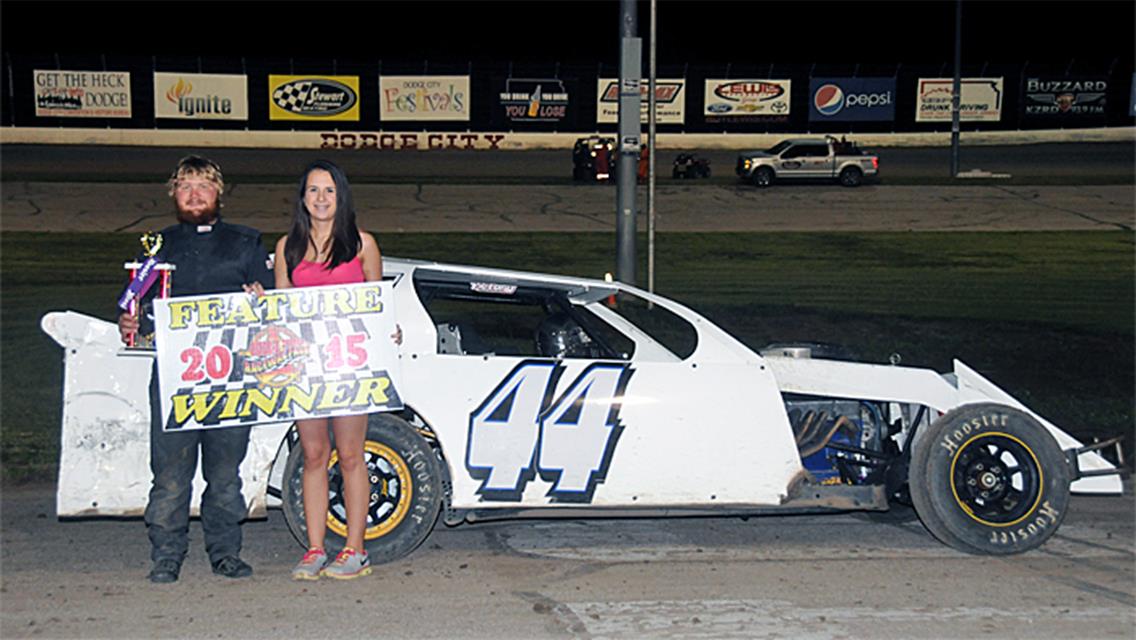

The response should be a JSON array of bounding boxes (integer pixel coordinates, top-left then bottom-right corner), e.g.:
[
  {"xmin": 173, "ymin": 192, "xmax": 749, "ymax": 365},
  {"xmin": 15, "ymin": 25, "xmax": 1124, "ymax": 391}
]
[
  {"xmin": 615, "ymin": 0, "xmax": 640, "ymax": 285},
  {"xmin": 950, "ymin": 0, "xmax": 962, "ymax": 177},
  {"xmin": 647, "ymin": 0, "xmax": 657, "ymax": 295}
]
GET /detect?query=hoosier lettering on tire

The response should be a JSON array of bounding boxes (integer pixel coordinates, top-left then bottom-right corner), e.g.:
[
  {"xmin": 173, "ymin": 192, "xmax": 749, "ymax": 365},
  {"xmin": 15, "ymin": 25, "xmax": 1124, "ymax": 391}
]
[
  {"xmin": 282, "ymin": 413, "xmax": 444, "ymax": 563},
  {"xmin": 909, "ymin": 403, "xmax": 1071, "ymax": 555}
]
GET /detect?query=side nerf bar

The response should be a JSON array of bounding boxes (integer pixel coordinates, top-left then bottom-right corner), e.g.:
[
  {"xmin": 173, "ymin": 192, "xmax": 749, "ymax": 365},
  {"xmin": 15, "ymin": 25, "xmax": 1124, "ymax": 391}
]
[{"xmin": 1066, "ymin": 436, "xmax": 1126, "ymax": 480}]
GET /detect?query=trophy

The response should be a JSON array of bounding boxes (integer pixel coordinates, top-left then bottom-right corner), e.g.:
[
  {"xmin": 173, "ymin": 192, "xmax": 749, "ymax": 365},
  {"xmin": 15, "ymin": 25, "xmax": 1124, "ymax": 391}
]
[{"xmin": 118, "ymin": 232, "xmax": 175, "ymax": 349}]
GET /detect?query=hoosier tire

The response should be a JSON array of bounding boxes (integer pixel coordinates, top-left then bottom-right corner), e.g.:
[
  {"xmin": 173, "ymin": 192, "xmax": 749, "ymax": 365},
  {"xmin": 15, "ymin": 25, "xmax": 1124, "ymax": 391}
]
[
  {"xmin": 282, "ymin": 413, "xmax": 444, "ymax": 564},
  {"xmin": 909, "ymin": 403, "xmax": 1070, "ymax": 555}
]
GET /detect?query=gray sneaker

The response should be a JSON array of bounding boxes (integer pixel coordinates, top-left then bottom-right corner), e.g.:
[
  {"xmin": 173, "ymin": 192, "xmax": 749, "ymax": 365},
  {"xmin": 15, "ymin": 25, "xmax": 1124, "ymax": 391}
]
[
  {"xmin": 322, "ymin": 548, "xmax": 371, "ymax": 580},
  {"xmin": 291, "ymin": 548, "xmax": 329, "ymax": 581}
]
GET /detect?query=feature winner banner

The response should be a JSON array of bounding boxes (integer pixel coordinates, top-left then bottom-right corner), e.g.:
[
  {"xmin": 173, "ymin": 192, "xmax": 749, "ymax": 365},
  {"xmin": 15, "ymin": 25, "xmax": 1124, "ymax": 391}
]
[
  {"xmin": 34, "ymin": 69, "xmax": 131, "ymax": 118},
  {"xmin": 703, "ymin": 79, "xmax": 791, "ymax": 120},
  {"xmin": 596, "ymin": 78, "xmax": 685, "ymax": 124},
  {"xmin": 380, "ymin": 75, "xmax": 470, "ymax": 121},
  {"xmin": 269, "ymin": 75, "xmax": 360, "ymax": 121},
  {"xmin": 154, "ymin": 72, "xmax": 248, "ymax": 120},
  {"xmin": 915, "ymin": 77, "xmax": 1003, "ymax": 122},
  {"xmin": 154, "ymin": 282, "xmax": 401, "ymax": 431}
]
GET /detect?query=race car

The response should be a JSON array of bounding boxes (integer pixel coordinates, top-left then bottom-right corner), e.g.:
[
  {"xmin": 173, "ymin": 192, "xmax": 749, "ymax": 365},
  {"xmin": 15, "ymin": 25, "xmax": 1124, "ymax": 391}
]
[
  {"xmin": 572, "ymin": 136, "xmax": 615, "ymax": 182},
  {"xmin": 42, "ymin": 258, "xmax": 1122, "ymax": 564}
]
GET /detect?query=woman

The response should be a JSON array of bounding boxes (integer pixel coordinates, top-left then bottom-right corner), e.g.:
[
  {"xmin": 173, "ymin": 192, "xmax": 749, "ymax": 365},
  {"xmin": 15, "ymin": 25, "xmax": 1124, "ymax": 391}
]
[{"xmin": 276, "ymin": 160, "xmax": 382, "ymax": 580}]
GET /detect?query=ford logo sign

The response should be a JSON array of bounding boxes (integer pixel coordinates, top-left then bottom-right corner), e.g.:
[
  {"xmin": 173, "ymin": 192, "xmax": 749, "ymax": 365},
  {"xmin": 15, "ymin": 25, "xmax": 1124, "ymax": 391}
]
[
  {"xmin": 707, "ymin": 103, "xmax": 733, "ymax": 113},
  {"xmin": 272, "ymin": 79, "xmax": 357, "ymax": 116}
]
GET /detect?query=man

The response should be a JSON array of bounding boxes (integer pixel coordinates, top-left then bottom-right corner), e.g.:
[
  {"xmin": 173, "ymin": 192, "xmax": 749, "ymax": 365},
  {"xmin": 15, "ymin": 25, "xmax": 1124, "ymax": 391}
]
[{"xmin": 118, "ymin": 155, "xmax": 273, "ymax": 583}]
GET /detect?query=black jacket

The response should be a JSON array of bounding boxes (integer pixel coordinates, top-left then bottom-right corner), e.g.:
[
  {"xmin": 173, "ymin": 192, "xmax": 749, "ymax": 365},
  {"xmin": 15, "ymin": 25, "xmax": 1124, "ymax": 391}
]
[{"xmin": 153, "ymin": 219, "xmax": 274, "ymax": 297}]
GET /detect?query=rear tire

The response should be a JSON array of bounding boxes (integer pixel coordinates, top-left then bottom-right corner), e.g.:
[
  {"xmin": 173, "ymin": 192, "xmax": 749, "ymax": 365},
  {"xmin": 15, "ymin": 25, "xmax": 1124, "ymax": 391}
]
[
  {"xmin": 282, "ymin": 413, "xmax": 444, "ymax": 564},
  {"xmin": 909, "ymin": 403, "xmax": 1070, "ymax": 555},
  {"xmin": 839, "ymin": 166, "xmax": 863, "ymax": 187},
  {"xmin": 752, "ymin": 166, "xmax": 774, "ymax": 188}
]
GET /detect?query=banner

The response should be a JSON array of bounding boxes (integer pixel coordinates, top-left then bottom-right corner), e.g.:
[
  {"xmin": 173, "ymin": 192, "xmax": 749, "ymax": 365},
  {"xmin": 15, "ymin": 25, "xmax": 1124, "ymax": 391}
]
[
  {"xmin": 33, "ymin": 70, "xmax": 131, "ymax": 118},
  {"xmin": 154, "ymin": 283, "xmax": 402, "ymax": 431},
  {"xmin": 268, "ymin": 75, "xmax": 359, "ymax": 121},
  {"xmin": 703, "ymin": 79, "xmax": 791, "ymax": 121},
  {"xmin": 809, "ymin": 77, "xmax": 895, "ymax": 122},
  {"xmin": 380, "ymin": 75, "xmax": 470, "ymax": 121},
  {"xmin": 596, "ymin": 78, "xmax": 685, "ymax": 124},
  {"xmin": 496, "ymin": 77, "xmax": 573, "ymax": 126},
  {"xmin": 1022, "ymin": 77, "xmax": 1107, "ymax": 119},
  {"xmin": 1131, "ymin": 73, "xmax": 1136, "ymax": 117},
  {"xmin": 915, "ymin": 77, "xmax": 1003, "ymax": 122},
  {"xmin": 154, "ymin": 73, "xmax": 248, "ymax": 120}
]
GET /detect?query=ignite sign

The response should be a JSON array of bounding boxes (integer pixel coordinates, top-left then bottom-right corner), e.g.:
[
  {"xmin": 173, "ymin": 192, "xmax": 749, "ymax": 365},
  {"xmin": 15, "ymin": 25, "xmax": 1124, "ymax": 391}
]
[{"xmin": 154, "ymin": 282, "xmax": 401, "ymax": 431}]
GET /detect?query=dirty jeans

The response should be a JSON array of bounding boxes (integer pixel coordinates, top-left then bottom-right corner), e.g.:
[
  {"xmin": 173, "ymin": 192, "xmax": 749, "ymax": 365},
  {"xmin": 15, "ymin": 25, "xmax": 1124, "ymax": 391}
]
[{"xmin": 144, "ymin": 372, "xmax": 251, "ymax": 564}]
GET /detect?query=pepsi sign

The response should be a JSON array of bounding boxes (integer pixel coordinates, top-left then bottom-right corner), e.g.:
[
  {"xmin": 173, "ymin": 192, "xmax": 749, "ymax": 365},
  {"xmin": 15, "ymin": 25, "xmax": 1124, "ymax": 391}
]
[{"xmin": 809, "ymin": 78, "xmax": 895, "ymax": 122}]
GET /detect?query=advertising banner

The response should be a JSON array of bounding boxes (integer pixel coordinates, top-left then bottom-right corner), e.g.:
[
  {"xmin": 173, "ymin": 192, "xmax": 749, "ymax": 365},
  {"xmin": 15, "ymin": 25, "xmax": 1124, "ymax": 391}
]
[
  {"xmin": 154, "ymin": 72, "xmax": 248, "ymax": 120},
  {"xmin": 1131, "ymin": 73, "xmax": 1136, "ymax": 117},
  {"xmin": 33, "ymin": 69, "xmax": 131, "ymax": 118},
  {"xmin": 496, "ymin": 77, "xmax": 573, "ymax": 126},
  {"xmin": 380, "ymin": 75, "xmax": 470, "ymax": 121},
  {"xmin": 915, "ymin": 77, "xmax": 1003, "ymax": 122},
  {"xmin": 809, "ymin": 77, "xmax": 896, "ymax": 122},
  {"xmin": 596, "ymin": 78, "xmax": 685, "ymax": 124},
  {"xmin": 268, "ymin": 75, "xmax": 360, "ymax": 121},
  {"xmin": 703, "ymin": 79, "xmax": 791, "ymax": 121},
  {"xmin": 154, "ymin": 282, "xmax": 402, "ymax": 432},
  {"xmin": 1022, "ymin": 77, "xmax": 1107, "ymax": 119}
]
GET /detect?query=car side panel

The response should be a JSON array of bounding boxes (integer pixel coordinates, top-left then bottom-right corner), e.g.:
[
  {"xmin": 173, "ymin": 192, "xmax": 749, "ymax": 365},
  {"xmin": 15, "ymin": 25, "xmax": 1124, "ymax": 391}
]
[{"xmin": 399, "ymin": 352, "xmax": 802, "ymax": 509}]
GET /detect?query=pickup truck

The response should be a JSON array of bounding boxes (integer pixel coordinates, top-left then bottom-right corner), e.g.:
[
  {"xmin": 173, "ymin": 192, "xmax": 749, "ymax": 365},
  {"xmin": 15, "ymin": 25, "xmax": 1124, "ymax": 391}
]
[{"xmin": 736, "ymin": 137, "xmax": 879, "ymax": 187}]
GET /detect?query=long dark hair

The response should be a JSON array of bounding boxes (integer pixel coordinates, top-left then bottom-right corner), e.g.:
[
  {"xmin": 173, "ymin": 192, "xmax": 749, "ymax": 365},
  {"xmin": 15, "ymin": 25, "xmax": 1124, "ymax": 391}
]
[{"xmin": 284, "ymin": 160, "xmax": 361, "ymax": 280}]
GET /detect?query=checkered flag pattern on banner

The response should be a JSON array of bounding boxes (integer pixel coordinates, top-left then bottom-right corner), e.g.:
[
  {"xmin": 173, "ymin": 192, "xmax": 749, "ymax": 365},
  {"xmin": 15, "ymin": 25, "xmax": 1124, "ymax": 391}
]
[
  {"xmin": 273, "ymin": 82, "xmax": 312, "ymax": 113},
  {"xmin": 166, "ymin": 317, "xmax": 392, "ymax": 430}
]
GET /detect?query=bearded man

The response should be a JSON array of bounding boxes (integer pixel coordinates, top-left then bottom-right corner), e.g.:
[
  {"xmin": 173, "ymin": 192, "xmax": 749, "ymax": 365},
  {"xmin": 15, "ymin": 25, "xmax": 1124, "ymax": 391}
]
[{"xmin": 118, "ymin": 155, "xmax": 273, "ymax": 583}]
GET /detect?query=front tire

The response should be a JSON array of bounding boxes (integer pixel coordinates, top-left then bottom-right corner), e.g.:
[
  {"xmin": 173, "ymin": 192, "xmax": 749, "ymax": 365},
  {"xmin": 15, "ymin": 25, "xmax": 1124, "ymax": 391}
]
[
  {"xmin": 282, "ymin": 413, "xmax": 444, "ymax": 564},
  {"xmin": 838, "ymin": 166, "xmax": 863, "ymax": 187},
  {"xmin": 752, "ymin": 166, "xmax": 774, "ymax": 188},
  {"xmin": 909, "ymin": 403, "xmax": 1070, "ymax": 555}
]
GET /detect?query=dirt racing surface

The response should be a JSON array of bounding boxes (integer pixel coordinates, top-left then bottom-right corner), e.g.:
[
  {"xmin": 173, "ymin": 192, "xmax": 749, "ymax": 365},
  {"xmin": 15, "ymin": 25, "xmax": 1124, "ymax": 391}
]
[
  {"xmin": 1, "ymin": 481, "xmax": 1132, "ymax": 639},
  {"xmin": 1, "ymin": 143, "xmax": 1133, "ymax": 234}
]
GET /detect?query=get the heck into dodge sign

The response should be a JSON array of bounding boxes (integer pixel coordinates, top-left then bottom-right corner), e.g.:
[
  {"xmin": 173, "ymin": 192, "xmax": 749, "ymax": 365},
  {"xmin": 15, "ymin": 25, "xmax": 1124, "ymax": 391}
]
[{"xmin": 154, "ymin": 282, "xmax": 402, "ymax": 432}]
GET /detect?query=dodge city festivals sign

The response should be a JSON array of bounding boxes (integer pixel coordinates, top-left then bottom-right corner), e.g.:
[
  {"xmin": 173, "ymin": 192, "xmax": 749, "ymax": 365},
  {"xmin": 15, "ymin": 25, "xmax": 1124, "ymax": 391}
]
[
  {"xmin": 33, "ymin": 70, "xmax": 131, "ymax": 118},
  {"xmin": 154, "ymin": 283, "xmax": 401, "ymax": 431},
  {"xmin": 154, "ymin": 73, "xmax": 248, "ymax": 121},
  {"xmin": 809, "ymin": 78, "xmax": 896, "ymax": 122},
  {"xmin": 268, "ymin": 75, "xmax": 360, "ymax": 121},
  {"xmin": 380, "ymin": 75, "xmax": 470, "ymax": 122},
  {"xmin": 596, "ymin": 78, "xmax": 685, "ymax": 124},
  {"xmin": 1022, "ymin": 77, "xmax": 1107, "ymax": 120},
  {"xmin": 703, "ymin": 79, "xmax": 791, "ymax": 121},
  {"xmin": 916, "ymin": 77, "xmax": 1004, "ymax": 122}
]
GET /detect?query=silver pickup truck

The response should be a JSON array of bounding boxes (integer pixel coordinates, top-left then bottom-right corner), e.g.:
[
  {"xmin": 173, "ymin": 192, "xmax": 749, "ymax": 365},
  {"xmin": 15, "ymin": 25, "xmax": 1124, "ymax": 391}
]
[{"xmin": 736, "ymin": 137, "xmax": 879, "ymax": 187}]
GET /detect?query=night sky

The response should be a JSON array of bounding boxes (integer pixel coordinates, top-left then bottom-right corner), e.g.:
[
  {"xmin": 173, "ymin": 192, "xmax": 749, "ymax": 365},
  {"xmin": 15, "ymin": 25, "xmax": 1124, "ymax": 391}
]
[{"xmin": 3, "ymin": 0, "xmax": 1133, "ymax": 68}]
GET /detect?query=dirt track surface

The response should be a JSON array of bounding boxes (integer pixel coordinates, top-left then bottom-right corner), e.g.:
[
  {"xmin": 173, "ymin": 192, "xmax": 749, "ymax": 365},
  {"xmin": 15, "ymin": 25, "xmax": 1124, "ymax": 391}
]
[
  {"xmin": 1, "ymin": 143, "xmax": 1133, "ymax": 234},
  {"xmin": 3, "ymin": 182, "xmax": 1134, "ymax": 234},
  {"xmin": 1, "ymin": 481, "xmax": 1132, "ymax": 639}
]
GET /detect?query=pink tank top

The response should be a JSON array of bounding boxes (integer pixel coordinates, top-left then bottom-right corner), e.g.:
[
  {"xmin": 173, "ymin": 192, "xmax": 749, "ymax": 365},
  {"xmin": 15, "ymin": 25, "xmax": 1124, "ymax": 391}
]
[{"xmin": 291, "ymin": 256, "xmax": 365, "ymax": 287}]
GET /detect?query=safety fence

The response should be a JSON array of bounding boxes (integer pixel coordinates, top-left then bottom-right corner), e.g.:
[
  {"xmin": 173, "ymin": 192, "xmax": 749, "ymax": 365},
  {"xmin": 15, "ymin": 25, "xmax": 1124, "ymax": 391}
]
[{"xmin": 3, "ymin": 54, "xmax": 1134, "ymax": 135}]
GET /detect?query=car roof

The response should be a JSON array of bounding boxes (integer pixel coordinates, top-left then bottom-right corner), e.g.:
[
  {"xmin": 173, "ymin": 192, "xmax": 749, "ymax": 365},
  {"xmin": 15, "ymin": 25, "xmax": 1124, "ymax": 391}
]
[{"xmin": 383, "ymin": 256, "xmax": 620, "ymax": 304}]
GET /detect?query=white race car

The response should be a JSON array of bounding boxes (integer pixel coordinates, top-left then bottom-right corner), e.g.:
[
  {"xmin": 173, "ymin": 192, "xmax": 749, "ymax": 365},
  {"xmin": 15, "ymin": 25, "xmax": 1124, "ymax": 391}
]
[{"xmin": 42, "ymin": 258, "xmax": 1122, "ymax": 562}]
